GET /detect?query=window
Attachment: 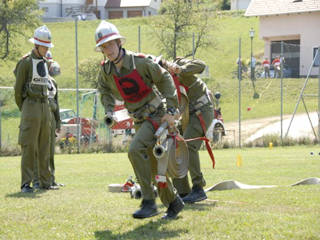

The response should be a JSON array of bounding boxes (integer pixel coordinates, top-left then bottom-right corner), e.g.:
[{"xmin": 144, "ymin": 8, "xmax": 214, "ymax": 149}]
[{"xmin": 313, "ymin": 47, "xmax": 320, "ymax": 67}]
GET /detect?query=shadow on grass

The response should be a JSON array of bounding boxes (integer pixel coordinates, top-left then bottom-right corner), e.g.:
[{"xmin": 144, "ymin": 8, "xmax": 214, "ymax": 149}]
[
  {"xmin": 5, "ymin": 189, "xmax": 47, "ymax": 199},
  {"xmin": 183, "ymin": 199, "xmax": 218, "ymax": 211},
  {"xmin": 95, "ymin": 218, "xmax": 185, "ymax": 240}
]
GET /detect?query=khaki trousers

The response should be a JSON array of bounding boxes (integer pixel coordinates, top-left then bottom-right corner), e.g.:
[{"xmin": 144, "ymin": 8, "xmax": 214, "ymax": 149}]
[
  {"xmin": 19, "ymin": 98, "xmax": 51, "ymax": 189},
  {"xmin": 173, "ymin": 104, "xmax": 214, "ymax": 194},
  {"xmin": 128, "ymin": 109, "xmax": 177, "ymax": 207}
]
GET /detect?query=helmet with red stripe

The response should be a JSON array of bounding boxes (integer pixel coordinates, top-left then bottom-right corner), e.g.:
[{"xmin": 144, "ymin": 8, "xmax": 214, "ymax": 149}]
[
  {"xmin": 29, "ymin": 25, "xmax": 54, "ymax": 48},
  {"xmin": 49, "ymin": 61, "xmax": 61, "ymax": 77},
  {"xmin": 95, "ymin": 21, "xmax": 125, "ymax": 52}
]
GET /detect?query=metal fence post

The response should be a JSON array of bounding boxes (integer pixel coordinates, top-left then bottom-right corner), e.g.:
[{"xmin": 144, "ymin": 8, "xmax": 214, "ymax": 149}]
[
  {"xmin": 280, "ymin": 41, "xmax": 284, "ymax": 145},
  {"xmin": 192, "ymin": 32, "xmax": 195, "ymax": 60},
  {"xmin": 0, "ymin": 103, "xmax": 2, "ymax": 150},
  {"xmin": 238, "ymin": 38, "xmax": 242, "ymax": 148},
  {"xmin": 75, "ymin": 17, "xmax": 80, "ymax": 153},
  {"xmin": 138, "ymin": 25, "xmax": 141, "ymax": 53},
  {"xmin": 318, "ymin": 46, "xmax": 320, "ymax": 143}
]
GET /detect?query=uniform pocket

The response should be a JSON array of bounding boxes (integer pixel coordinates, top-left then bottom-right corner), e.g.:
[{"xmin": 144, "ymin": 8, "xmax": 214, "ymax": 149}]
[{"xmin": 18, "ymin": 124, "xmax": 32, "ymax": 146}]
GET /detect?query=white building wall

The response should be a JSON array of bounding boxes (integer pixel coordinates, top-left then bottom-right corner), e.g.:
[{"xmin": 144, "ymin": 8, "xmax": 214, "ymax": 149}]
[
  {"xmin": 39, "ymin": 0, "xmax": 103, "ymax": 20},
  {"xmin": 149, "ymin": 0, "xmax": 161, "ymax": 11},
  {"xmin": 260, "ymin": 12, "xmax": 320, "ymax": 76},
  {"xmin": 231, "ymin": 0, "xmax": 251, "ymax": 10},
  {"xmin": 39, "ymin": 0, "xmax": 158, "ymax": 20}
]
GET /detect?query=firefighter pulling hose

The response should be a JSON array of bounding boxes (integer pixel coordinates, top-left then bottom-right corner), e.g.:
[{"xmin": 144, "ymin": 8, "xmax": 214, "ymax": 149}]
[{"xmin": 153, "ymin": 121, "xmax": 189, "ymax": 188}]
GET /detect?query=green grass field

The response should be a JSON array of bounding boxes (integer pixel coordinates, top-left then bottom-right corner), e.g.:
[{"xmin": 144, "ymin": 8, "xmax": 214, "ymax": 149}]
[{"xmin": 1, "ymin": 146, "xmax": 319, "ymax": 239}]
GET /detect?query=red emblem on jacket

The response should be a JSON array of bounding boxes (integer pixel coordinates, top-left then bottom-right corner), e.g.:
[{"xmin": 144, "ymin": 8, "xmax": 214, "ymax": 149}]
[{"xmin": 113, "ymin": 69, "xmax": 152, "ymax": 103}]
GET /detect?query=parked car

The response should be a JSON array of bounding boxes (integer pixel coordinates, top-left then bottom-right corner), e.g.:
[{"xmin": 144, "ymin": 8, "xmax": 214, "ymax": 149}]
[
  {"xmin": 58, "ymin": 109, "xmax": 98, "ymax": 145},
  {"xmin": 60, "ymin": 109, "xmax": 76, "ymax": 124},
  {"xmin": 111, "ymin": 105, "xmax": 135, "ymax": 137}
]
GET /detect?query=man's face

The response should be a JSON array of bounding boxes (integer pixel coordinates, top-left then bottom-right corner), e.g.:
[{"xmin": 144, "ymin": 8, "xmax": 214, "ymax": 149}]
[
  {"xmin": 37, "ymin": 45, "xmax": 49, "ymax": 57},
  {"xmin": 100, "ymin": 40, "xmax": 119, "ymax": 62}
]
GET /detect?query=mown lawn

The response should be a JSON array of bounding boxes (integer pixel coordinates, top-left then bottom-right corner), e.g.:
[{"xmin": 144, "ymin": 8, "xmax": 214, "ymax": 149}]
[{"xmin": 1, "ymin": 146, "xmax": 319, "ymax": 239}]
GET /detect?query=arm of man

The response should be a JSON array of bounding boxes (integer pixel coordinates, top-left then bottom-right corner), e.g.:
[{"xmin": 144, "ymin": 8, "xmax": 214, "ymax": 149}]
[
  {"xmin": 145, "ymin": 60, "xmax": 179, "ymax": 127},
  {"xmin": 53, "ymin": 80, "xmax": 61, "ymax": 132},
  {"xmin": 14, "ymin": 59, "xmax": 28, "ymax": 111},
  {"xmin": 146, "ymin": 60, "xmax": 178, "ymax": 111},
  {"xmin": 97, "ymin": 68, "xmax": 116, "ymax": 114}
]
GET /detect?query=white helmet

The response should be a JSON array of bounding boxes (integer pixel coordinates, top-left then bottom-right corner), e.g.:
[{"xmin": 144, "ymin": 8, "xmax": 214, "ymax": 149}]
[
  {"xmin": 29, "ymin": 25, "xmax": 54, "ymax": 48},
  {"xmin": 46, "ymin": 50, "xmax": 53, "ymax": 60},
  {"xmin": 49, "ymin": 61, "xmax": 61, "ymax": 77},
  {"xmin": 95, "ymin": 21, "xmax": 125, "ymax": 51}
]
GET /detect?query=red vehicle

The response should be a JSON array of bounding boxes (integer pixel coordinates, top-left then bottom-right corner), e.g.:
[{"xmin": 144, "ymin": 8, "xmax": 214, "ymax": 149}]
[
  {"xmin": 111, "ymin": 105, "xmax": 135, "ymax": 137},
  {"xmin": 59, "ymin": 109, "xmax": 98, "ymax": 144}
]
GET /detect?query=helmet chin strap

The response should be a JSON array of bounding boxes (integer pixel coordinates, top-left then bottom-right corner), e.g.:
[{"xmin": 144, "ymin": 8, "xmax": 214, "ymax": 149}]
[
  {"xmin": 113, "ymin": 45, "xmax": 123, "ymax": 64},
  {"xmin": 34, "ymin": 45, "xmax": 44, "ymax": 58}
]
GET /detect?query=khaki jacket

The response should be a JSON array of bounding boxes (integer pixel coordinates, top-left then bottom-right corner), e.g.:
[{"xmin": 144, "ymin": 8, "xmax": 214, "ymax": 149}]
[
  {"xmin": 14, "ymin": 51, "xmax": 49, "ymax": 110},
  {"xmin": 98, "ymin": 49, "xmax": 178, "ymax": 113},
  {"xmin": 174, "ymin": 58, "xmax": 208, "ymax": 103}
]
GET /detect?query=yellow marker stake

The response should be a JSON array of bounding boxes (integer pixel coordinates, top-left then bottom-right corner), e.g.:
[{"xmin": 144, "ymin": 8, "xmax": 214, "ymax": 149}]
[
  {"xmin": 236, "ymin": 154, "xmax": 242, "ymax": 167},
  {"xmin": 269, "ymin": 142, "xmax": 273, "ymax": 150}
]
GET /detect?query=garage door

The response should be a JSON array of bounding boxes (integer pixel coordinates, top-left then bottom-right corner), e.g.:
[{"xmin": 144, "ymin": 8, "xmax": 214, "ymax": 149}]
[
  {"xmin": 271, "ymin": 39, "xmax": 300, "ymax": 78},
  {"xmin": 128, "ymin": 10, "xmax": 142, "ymax": 18},
  {"xmin": 109, "ymin": 11, "xmax": 123, "ymax": 19}
]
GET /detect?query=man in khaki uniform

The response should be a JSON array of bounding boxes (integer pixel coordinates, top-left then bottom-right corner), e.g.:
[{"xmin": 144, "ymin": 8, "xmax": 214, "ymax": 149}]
[
  {"xmin": 33, "ymin": 52, "xmax": 63, "ymax": 188},
  {"xmin": 156, "ymin": 57, "xmax": 214, "ymax": 203},
  {"xmin": 95, "ymin": 21, "xmax": 184, "ymax": 219},
  {"xmin": 14, "ymin": 25, "xmax": 57, "ymax": 193}
]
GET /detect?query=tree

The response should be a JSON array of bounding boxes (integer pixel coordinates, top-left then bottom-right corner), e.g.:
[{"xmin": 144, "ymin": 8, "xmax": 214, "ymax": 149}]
[
  {"xmin": 150, "ymin": 0, "xmax": 214, "ymax": 59},
  {"xmin": 79, "ymin": 57, "xmax": 101, "ymax": 89},
  {"xmin": 219, "ymin": 0, "xmax": 230, "ymax": 10},
  {"xmin": 0, "ymin": 0, "xmax": 41, "ymax": 60}
]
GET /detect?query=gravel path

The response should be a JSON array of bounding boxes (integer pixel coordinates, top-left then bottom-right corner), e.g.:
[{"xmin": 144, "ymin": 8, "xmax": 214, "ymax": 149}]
[{"xmin": 223, "ymin": 112, "xmax": 319, "ymax": 144}]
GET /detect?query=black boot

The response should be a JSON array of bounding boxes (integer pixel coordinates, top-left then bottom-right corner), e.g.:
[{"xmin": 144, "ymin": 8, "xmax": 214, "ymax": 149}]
[
  {"xmin": 33, "ymin": 182, "xmax": 40, "ymax": 190},
  {"xmin": 21, "ymin": 184, "xmax": 34, "ymax": 193},
  {"xmin": 133, "ymin": 199, "xmax": 158, "ymax": 219},
  {"xmin": 53, "ymin": 182, "xmax": 65, "ymax": 187},
  {"xmin": 162, "ymin": 196, "xmax": 184, "ymax": 220},
  {"xmin": 179, "ymin": 193, "xmax": 189, "ymax": 198},
  {"xmin": 182, "ymin": 185, "xmax": 207, "ymax": 203}
]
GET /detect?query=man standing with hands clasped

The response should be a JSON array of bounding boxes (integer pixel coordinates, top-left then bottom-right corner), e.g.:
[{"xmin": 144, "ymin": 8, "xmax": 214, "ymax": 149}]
[
  {"xmin": 95, "ymin": 21, "xmax": 184, "ymax": 220},
  {"xmin": 14, "ymin": 25, "xmax": 58, "ymax": 193}
]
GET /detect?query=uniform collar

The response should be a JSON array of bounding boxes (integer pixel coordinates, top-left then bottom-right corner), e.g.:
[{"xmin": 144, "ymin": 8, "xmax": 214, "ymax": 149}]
[
  {"xmin": 31, "ymin": 49, "xmax": 45, "ymax": 60},
  {"xmin": 121, "ymin": 49, "xmax": 132, "ymax": 71},
  {"xmin": 106, "ymin": 48, "xmax": 132, "ymax": 74}
]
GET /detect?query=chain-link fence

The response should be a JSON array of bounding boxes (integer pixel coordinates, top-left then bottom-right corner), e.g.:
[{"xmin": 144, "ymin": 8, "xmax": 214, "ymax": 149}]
[
  {"xmin": 0, "ymin": 88, "xmax": 121, "ymax": 155},
  {"xmin": 236, "ymin": 40, "xmax": 320, "ymax": 147},
  {"xmin": 1, "ymin": 23, "xmax": 320, "ymax": 154}
]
